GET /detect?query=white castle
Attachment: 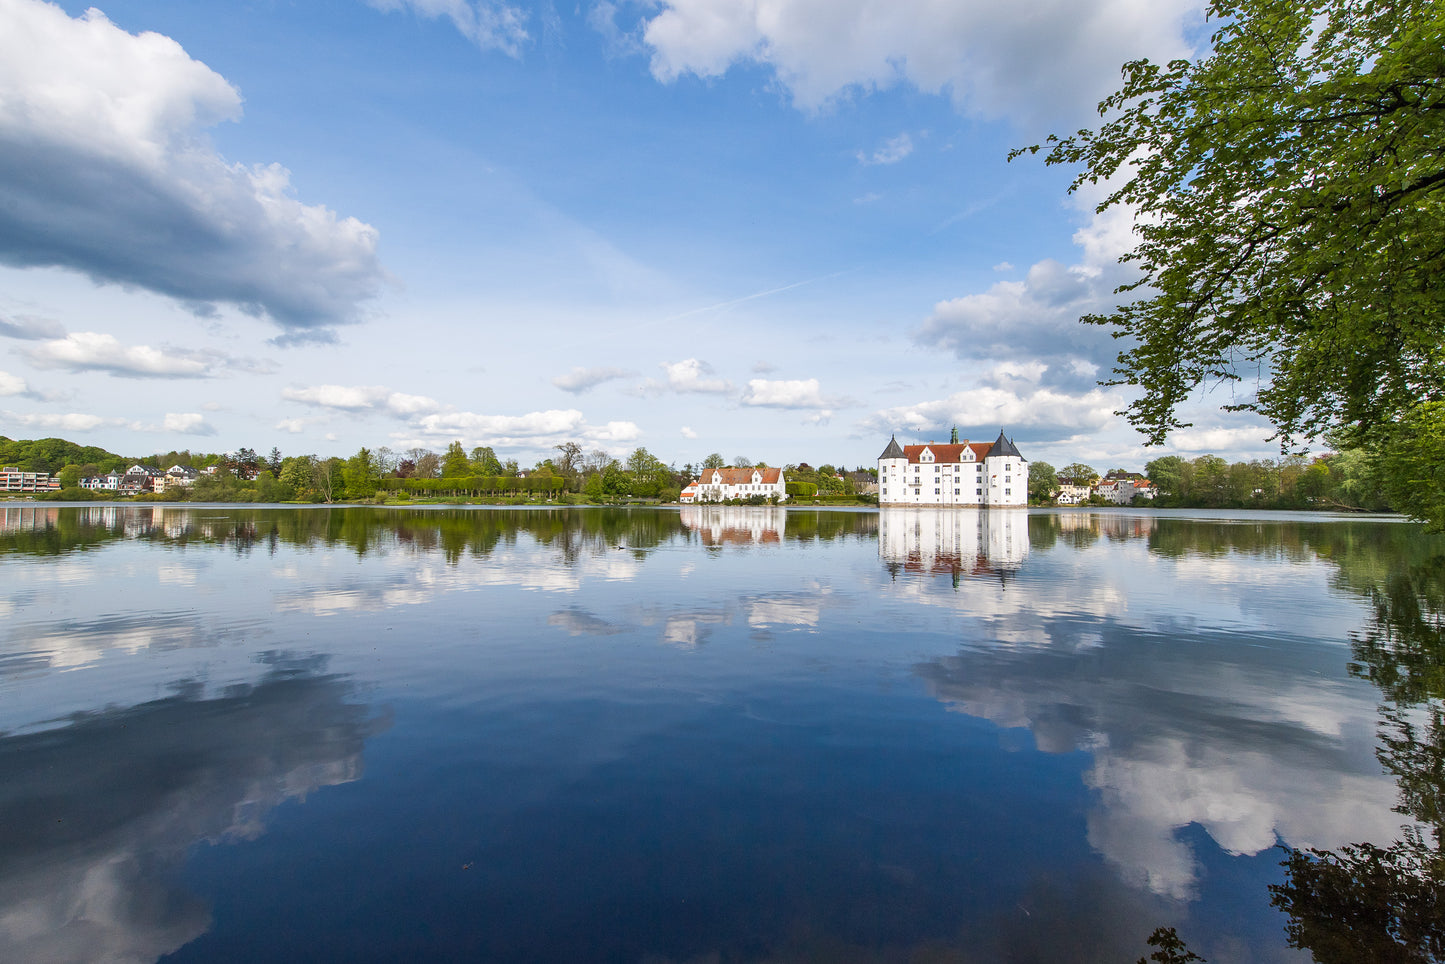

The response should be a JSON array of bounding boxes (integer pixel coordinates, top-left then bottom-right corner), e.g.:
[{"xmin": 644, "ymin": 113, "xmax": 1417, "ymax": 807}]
[{"xmin": 877, "ymin": 430, "xmax": 1028, "ymax": 507}]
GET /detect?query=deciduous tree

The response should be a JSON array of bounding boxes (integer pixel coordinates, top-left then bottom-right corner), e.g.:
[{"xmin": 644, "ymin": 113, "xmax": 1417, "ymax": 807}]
[{"xmin": 1019, "ymin": 0, "xmax": 1445, "ymax": 524}]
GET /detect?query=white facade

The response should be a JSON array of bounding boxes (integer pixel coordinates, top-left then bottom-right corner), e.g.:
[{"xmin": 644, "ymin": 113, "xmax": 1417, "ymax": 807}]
[
  {"xmin": 691, "ymin": 467, "xmax": 788, "ymax": 502},
  {"xmin": 876, "ymin": 431, "xmax": 1028, "ymax": 508}
]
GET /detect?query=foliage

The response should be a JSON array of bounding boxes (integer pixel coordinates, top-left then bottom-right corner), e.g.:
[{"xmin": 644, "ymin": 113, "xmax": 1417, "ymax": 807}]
[
  {"xmin": 1372, "ymin": 402, "xmax": 1445, "ymax": 532},
  {"xmin": 702, "ymin": 453, "xmax": 726, "ymax": 469},
  {"xmin": 1019, "ymin": 0, "xmax": 1445, "ymax": 520},
  {"xmin": 442, "ymin": 441, "xmax": 470, "ymax": 478},
  {"xmin": 0, "ymin": 437, "xmax": 128, "ymax": 474},
  {"xmin": 1136, "ymin": 927, "xmax": 1206, "ymax": 964},
  {"xmin": 1057, "ymin": 462, "xmax": 1099, "ymax": 485},
  {"xmin": 1027, "ymin": 460, "xmax": 1058, "ymax": 502}
]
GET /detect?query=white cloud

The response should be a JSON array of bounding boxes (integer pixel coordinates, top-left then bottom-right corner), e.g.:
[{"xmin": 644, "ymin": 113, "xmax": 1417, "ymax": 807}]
[
  {"xmin": 22, "ymin": 332, "xmax": 214, "ymax": 378},
  {"xmin": 860, "ymin": 383, "xmax": 1121, "ymax": 441},
  {"xmin": 1169, "ymin": 425, "xmax": 1279, "ymax": 454},
  {"xmin": 741, "ymin": 377, "xmax": 845, "ymax": 410},
  {"xmin": 857, "ymin": 132, "xmax": 913, "ymax": 165},
  {"xmin": 401, "ymin": 408, "xmax": 639, "ymax": 448},
  {"xmin": 552, "ymin": 365, "xmax": 634, "ymax": 394},
  {"xmin": 366, "ymin": 0, "xmax": 529, "ymax": 56},
  {"xmin": 162, "ymin": 412, "xmax": 217, "ymax": 435},
  {"xmin": 680, "ymin": 425, "xmax": 698, "ymax": 439},
  {"xmin": 0, "ymin": 0, "xmax": 383, "ymax": 336},
  {"xmin": 281, "ymin": 384, "xmax": 441, "ymax": 417},
  {"xmin": 640, "ymin": 0, "xmax": 1203, "ymax": 120},
  {"xmin": 992, "ymin": 261, "xmax": 1014, "ymax": 272},
  {"xmin": 651, "ymin": 358, "xmax": 733, "ymax": 394},
  {"xmin": 3, "ymin": 410, "xmax": 128, "ymax": 432},
  {"xmin": 0, "ymin": 370, "xmax": 30, "ymax": 396},
  {"xmin": 275, "ymin": 417, "xmax": 321, "ymax": 434}
]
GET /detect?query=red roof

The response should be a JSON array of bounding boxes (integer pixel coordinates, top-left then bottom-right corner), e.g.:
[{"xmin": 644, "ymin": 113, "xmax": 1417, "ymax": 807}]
[
  {"xmin": 900, "ymin": 443, "xmax": 990, "ymax": 464},
  {"xmin": 700, "ymin": 467, "xmax": 783, "ymax": 485}
]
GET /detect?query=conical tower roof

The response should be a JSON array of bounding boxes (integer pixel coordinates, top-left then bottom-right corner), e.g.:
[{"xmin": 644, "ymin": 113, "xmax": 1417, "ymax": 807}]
[
  {"xmin": 986, "ymin": 429, "xmax": 1023, "ymax": 459},
  {"xmin": 878, "ymin": 435, "xmax": 905, "ymax": 460}
]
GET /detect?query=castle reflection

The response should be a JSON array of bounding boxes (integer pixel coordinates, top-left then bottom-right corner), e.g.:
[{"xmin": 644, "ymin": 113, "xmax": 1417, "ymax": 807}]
[{"xmin": 878, "ymin": 507, "xmax": 1029, "ymax": 583}]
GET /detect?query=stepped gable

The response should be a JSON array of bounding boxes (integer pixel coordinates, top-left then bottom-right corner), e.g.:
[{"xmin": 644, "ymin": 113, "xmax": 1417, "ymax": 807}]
[
  {"xmin": 878, "ymin": 435, "xmax": 904, "ymax": 460},
  {"xmin": 986, "ymin": 430, "xmax": 1023, "ymax": 459}
]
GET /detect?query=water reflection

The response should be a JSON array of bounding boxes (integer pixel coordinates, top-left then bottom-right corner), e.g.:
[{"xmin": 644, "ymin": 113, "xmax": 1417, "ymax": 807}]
[
  {"xmin": 4, "ymin": 505, "xmax": 1443, "ymax": 962},
  {"xmin": 878, "ymin": 507, "xmax": 1028, "ymax": 583},
  {"xmin": 0, "ymin": 656, "xmax": 385, "ymax": 963},
  {"xmin": 0, "ymin": 505, "xmax": 879, "ymax": 561}
]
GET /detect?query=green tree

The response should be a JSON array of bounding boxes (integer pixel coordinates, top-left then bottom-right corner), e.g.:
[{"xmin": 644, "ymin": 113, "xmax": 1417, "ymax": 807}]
[
  {"xmin": 442, "ymin": 441, "xmax": 470, "ymax": 478},
  {"xmin": 1145, "ymin": 455, "xmax": 1185, "ymax": 503},
  {"xmin": 1375, "ymin": 402, "xmax": 1445, "ymax": 532},
  {"xmin": 57, "ymin": 464, "xmax": 82, "ymax": 488},
  {"xmin": 1058, "ymin": 463, "xmax": 1099, "ymax": 485},
  {"xmin": 470, "ymin": 446, "xmax": 502, "ymax": 476},
  {"xmin": 343, "ymin": 447, "xmax": 380, "ymax": 499},
  {"xmin": 1019, "ymin": 0, "xmax": 1445, "ymax": 524},
  {"xmin": 702, "ymin": 453, "xmax": 725, "ymax": 469},
  {"xmin": 1028, "ymin": 461, "xmax": 1058, "ymax": 503}
]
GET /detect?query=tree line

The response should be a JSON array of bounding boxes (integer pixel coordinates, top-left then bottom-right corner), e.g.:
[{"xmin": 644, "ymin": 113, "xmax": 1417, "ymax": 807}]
[
  {"xmin": 5, "ymin": 436, "xmax": 877, "ymax": 505},
  {"xmin": 1029, "ymin": 446, "xmax": 1401, "ymax": 513}
]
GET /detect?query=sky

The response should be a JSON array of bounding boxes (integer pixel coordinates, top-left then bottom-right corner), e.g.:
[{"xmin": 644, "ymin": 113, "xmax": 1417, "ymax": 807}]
[{"xmin": 0, "ymin": 0, "xmax": 1290, "ymax": 472}]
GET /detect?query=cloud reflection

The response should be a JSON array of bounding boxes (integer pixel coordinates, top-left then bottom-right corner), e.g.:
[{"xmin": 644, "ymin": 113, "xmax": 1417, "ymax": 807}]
[{"xmin": 0, "ymin": 657, "xmax": 386, "ymax": 963}]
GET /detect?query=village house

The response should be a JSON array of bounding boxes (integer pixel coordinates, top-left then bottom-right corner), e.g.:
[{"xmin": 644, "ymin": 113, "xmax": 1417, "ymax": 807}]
[
  {"xmin": 688, "ymin": 466, "xmax": 788, "ymax": 503},
  {"xmin": 877, "ymin": 431, "xmax": 1027, "ymax": 508}
]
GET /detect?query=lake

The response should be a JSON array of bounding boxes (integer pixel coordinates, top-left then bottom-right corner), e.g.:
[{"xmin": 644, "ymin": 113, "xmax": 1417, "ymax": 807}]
[{"xmin": 2, "ymin": 504, "xmax": 1441, "ymax": 963}]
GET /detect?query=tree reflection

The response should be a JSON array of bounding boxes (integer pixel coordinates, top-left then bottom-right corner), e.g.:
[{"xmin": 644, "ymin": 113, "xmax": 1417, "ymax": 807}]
[
  {"xmin": 0, "ymin": 506, "xmax": 880, "ymax": 562},
  {"xmin": 1270, "ymin": 554, "xmax": 1445, "ymax": 962}
]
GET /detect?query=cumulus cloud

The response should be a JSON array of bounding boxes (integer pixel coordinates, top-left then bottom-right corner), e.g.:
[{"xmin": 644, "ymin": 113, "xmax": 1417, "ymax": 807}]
[
  {"xmin": 3, "ymin": 410, "xmax": 130, "ymax": 432},
  {"xmin": 552, "ymin": 365, "xmax": 635, "ymax": 394},
  {"xmin": 21, "ymin": 331, "xmax": 234, "ymax": 378},
  {"xmin": 162, "ymin": 412, "xmax": 217, "ymax": 435},
  {"xmin": 403, "ymin": 408, "xmax": 640, "ymax": 448},
  {"xmin": 740, "ymin": 378, "xmax": 851, "ymax": 424},
  {"xmin": 859, "ymin": 379, "xmax": 1122, "ymax": 443},
  {"xmin": 639, "ymin": 0, "xmax": 1202, "ymax": 120},
  {"xmin": 1169, "ymin": 424, "xmax": 1279, "ymax": 455},
  {"xmin": 857, "ymin": 132, "xmax": 913, "ymax": 165},
  {"xmin": 0, "ymin": 1, "xmax": 383, "ymax": 336},
  {"xmin": 367, "ymin": 0, "xmax": 529, "ymax": 56},
  {"xmin": 0, "ymin": 370, "xmax": 37, "ymax": 398},
  {"xmin": 281, "ymin": 384, "xmax": 442, "ymax": 416},
  {"xmin": 645, "ymin": 358, "xmax": 734, "ymax": 395}
]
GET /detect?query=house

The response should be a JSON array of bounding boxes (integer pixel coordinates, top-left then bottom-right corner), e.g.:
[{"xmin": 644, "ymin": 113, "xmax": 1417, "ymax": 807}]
[
  {"xmin": 118, "ymin": 466, "xmax": 157, "ymax": 496},
  {"xmin": 679, "ymin": 482, "xmax": 700, "ymax": 503},
  {"xmin": 154, "ymin": 465, "xmax": 198, "ymax": 493},
  {"xmin": 690, "ymin": 466, "xmax": 788, "ymax": 502},
  {"xmin": 0, "ymin": 467, "xmax": 60, "ymax": 492},
  {"xmin": 1055, "ymin": 481, "xmax": 1094, "ymax": 505},
  {"xmin": 877, "ymin": 430, "xmax": 1027, "ymax": 507}
]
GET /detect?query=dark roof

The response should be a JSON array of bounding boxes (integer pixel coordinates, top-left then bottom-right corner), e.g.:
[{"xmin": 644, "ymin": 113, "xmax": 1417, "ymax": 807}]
[
  {"xmin": 878, "ymin": 435, "xmax": 905, "ymax": 460},
  {"xmin": 986, "ymin": 430, "xmax": 1024, "ymax": 459}
]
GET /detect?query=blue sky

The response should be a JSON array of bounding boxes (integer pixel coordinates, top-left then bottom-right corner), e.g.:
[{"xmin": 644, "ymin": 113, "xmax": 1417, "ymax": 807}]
[{"xmin": 0, "ymin": 0, "xmax": 1286, "ymax": 472}]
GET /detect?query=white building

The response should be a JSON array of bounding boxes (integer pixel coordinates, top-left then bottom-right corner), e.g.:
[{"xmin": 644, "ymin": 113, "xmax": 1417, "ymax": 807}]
[
  {"xmin": 691, "ymin": 467, "xmax": 788, "ymax": 502},
  {"xmin": 0, "ymin": 467, "xmax": 59, "ymax": 492},
  {"xmin": 877, "ymin": 431, "xmax": 1028, "ymax": 507}
]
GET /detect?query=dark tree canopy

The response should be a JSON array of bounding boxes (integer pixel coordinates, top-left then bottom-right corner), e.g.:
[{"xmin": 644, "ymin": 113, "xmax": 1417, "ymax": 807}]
[{"xmin": 1019, "ymin": 0, "xmax": 1445, "ymax": 459}]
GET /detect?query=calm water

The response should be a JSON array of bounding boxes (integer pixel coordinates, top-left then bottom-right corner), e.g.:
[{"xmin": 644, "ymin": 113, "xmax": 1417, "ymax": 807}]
[{"xmin": 2, "ymin": 504, "xmax": 1441, "ymax": 963}]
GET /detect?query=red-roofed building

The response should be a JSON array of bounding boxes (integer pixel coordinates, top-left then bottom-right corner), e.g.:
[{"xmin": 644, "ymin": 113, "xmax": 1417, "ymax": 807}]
[
  {"xmin": 691, "ymin": 466, "xmax": 788, "ymax": 502},
  {"xmin": 877, "ymin": 430, "xmax": 1027, "ymax": 507}
]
